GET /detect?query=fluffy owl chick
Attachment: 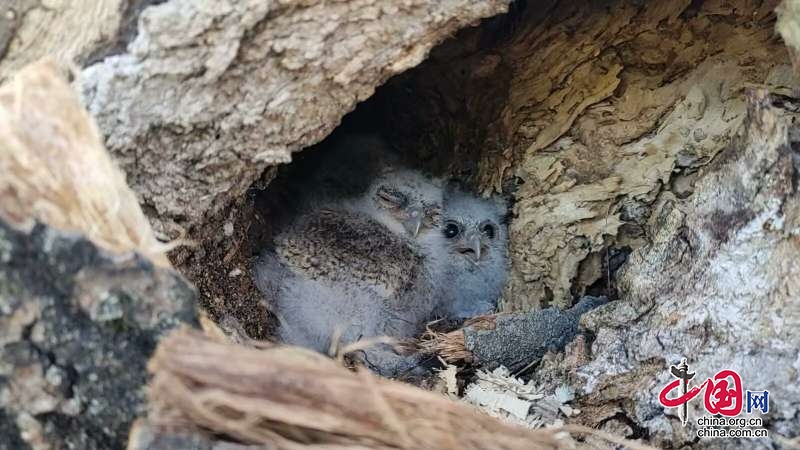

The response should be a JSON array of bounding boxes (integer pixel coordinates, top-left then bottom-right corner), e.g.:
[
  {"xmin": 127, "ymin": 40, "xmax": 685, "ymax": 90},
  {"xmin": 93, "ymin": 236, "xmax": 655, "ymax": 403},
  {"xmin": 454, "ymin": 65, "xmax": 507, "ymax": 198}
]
[
  {"xmin": 341, "ymin": 168, "xmax": 445, "ymax": 240},
  {"xmin": 434, "ymin": 184, "xmax": 509, "ymax": 320},
  {"xmin": 253, "ymin": 169, "xmax": 446, "ymax": 377}
]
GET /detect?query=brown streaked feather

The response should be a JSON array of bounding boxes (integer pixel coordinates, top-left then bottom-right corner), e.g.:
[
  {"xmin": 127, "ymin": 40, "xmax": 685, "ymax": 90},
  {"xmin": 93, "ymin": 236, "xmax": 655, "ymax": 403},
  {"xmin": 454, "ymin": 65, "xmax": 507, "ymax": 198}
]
[{"xmin": 275, "ymin": 209, "xmax": 422, "ymax": 296}]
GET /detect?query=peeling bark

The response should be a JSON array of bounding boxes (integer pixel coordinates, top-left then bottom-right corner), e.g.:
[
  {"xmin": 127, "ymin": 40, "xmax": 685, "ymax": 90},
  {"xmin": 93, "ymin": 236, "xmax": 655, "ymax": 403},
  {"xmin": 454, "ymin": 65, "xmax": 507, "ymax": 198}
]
[
  {"xmin": 570, "ymin": 90, "xmax": 800, "ymax": 446},
  {"xmin": 375, "ymin": 0, "xmax": 785, "ymax": 309}
]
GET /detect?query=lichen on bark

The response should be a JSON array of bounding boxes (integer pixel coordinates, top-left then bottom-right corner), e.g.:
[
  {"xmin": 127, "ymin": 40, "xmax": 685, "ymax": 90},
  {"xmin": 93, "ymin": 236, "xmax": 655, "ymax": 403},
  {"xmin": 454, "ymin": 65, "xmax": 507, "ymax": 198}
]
[{"xmin": 0, "ymin": 219, "xmax": 196, "ymax": 450}]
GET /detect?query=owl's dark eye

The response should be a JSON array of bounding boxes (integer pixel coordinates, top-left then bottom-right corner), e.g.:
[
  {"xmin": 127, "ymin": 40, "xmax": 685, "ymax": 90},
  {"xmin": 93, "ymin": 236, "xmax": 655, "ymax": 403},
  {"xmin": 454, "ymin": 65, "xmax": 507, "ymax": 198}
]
[
  {"xmin": 442, "ymin": 221, "xmax": 461, "ymax": 239},
  {"xmin": 481, "ymin": 222, "xmax": 497, "ymax": 239}
]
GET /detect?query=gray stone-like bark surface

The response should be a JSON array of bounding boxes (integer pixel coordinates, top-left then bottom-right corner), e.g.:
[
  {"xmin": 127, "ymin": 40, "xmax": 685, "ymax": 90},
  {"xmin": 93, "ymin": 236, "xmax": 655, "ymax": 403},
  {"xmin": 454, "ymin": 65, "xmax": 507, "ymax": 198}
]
[
  {"xmin": 79, "ymin": 0, "xmax": 511, "ymax": 237},
  {"xmin": 0, "ymin": 219, "xmax": 196, "ymax": 450},
  {"xmin": 575, "ymin": 90, "xmax": 800, "ymax": 447}
]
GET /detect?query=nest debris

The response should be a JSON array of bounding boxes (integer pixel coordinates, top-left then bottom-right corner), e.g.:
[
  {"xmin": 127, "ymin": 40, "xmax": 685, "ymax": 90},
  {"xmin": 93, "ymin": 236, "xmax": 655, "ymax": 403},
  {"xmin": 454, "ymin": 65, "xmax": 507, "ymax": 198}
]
[{"xmin": 420, "ymin": 315, "xmax": 498, "ymax": 364}]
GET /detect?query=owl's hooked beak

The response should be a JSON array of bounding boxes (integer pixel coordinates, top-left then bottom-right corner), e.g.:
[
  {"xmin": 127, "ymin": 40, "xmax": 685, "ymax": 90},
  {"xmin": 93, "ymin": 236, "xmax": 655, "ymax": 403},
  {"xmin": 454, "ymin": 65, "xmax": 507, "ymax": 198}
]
[
  {"xmin": 403, "ymin": 207, "xmax": 424, "ymax": 237},
  {"xmin": 458, "ymin": 232, "xmax": 482, "ymax": 265}
]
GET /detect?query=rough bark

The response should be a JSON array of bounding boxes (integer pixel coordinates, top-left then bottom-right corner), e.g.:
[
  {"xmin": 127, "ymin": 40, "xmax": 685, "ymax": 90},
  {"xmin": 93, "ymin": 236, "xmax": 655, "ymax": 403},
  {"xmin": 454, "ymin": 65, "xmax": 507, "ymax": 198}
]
[
  {"xmin": 376, "ymin": 0, "xmax": 784, "ymax": 309},
  {"xmin": 503, "ymin": 0, "xmax": 783, "ymax": 309},
  {"xmin": 0, "ymin": 220, "xmax": 196, "ymax": 450},
  {"xmin": 75, "ymin": 0, "xmax": 511, "ymax": 238},
  {"xmin": 0, "ymin": 0, "xmax": 126, "ymax": 82},
  {"xmin": 0, "ymin": 62, "xmax": 197, "ymax": 449},
  {"xmin": 568, "ymin": 89, "xmax": 800, "ymax": 447}
]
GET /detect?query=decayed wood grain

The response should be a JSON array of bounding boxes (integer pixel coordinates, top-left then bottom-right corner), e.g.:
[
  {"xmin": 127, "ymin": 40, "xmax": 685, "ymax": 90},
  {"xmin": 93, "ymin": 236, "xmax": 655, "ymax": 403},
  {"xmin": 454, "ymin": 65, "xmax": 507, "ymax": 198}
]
[
  {"xmin": 141, "ymin": 328, "xmax": 564, "ymax": 450},
  {"xmin": 501, "ymin": 0, "xmax": 784, "ymax": 309},
  {"xmin": 0, "ymin": 0, "xmax": 124, "ymax": 82},
  {"xmin": 574, "ymin": 88, "xmax": 800, "ymax": 446},
  {"xmin": 0, "ymin": 59, "xmax": 169, "ymax": 266},
  {"xmin": 370, "ymin": 0, "xmax": 785, "ymax": 309}
]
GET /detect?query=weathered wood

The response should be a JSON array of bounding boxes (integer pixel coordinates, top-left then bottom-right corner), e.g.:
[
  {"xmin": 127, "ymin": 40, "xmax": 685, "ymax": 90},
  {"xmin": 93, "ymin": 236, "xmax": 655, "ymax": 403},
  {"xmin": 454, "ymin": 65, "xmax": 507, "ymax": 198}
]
[
  {"xmin": 76, "ymin": 0, "xmax": 511, "ymax": 238},
  {"xmin": 571, "ymin": 89, "xmax": 800, "ymax": 446},
  {"xmin": 143, "ymin": 328, "xmax": 564, "ymax": 450},
  {"xmin": 0, "ymin": 61, "xmax": 196, "ymax": 450}
]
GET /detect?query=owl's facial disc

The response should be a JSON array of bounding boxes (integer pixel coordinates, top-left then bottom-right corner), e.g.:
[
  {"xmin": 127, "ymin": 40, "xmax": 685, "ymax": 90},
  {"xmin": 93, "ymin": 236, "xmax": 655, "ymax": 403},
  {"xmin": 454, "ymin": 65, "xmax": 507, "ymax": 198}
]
[
  {"xmin": 443, "ymin": 220, "xmax": 481, "ymax": 265},
  {"xmin": 372, "ymin": 176, "xmax": 443, "ymax": 238},
  {"xmin": 444, "ymin": 219, "xmax": 501, "ymax": 265}
]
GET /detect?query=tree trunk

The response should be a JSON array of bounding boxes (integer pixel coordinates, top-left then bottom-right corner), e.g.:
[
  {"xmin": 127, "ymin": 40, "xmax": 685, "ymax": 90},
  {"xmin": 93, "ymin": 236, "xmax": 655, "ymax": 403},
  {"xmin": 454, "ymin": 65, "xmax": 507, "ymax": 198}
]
[
  {"xmin": 1, "ymin": 0, "xmax": 799, "ymax": 449},
  {"xmin": 0, "ymin": 60, "xmax": 197, "ymax": 450}
]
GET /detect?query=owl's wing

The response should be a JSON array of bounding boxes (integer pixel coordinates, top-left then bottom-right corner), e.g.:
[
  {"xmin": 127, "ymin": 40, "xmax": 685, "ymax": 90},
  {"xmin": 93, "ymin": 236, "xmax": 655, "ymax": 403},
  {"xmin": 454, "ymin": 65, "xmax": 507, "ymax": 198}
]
[{"xmin": 275, "ymin": 209, "xmax": 422, "ymax": 298}]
